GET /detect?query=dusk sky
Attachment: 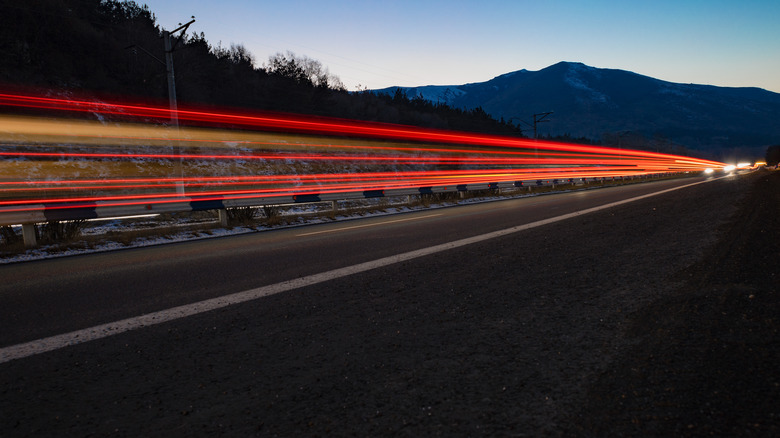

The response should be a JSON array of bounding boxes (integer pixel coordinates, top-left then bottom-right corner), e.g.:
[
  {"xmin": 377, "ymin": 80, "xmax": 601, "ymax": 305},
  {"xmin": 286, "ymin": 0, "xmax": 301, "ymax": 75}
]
[{"xmin": 142, "ymin": 0, "xmax": 780, "ymax": 93}]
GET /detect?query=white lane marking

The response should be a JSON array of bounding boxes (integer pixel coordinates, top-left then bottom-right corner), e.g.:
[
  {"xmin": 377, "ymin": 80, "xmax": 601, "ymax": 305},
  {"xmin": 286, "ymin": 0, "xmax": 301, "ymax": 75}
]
[
  {"xmin": 296, "ymin": 213, "xmax": 443, "ymax": 236},
  {"xmin": 0, "ymin": 177, "xmax": 720, "ymax": 364}
]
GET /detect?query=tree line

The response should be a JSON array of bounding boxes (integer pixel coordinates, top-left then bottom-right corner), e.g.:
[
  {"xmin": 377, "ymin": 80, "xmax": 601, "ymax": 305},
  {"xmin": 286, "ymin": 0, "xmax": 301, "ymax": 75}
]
[{"xmin": 0, "ymin": 0, "xmax": 521, "ymax": 136}]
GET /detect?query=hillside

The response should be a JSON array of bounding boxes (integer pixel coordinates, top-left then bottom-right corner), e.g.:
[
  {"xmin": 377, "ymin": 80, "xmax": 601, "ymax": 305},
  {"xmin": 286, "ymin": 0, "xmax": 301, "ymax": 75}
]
[
  {"xmin": 375, "ymin": 62, "xmax": 780, "ymax": 159},
  {"xmin": 0, "ymin": 0, "xmax": 519, "ymax": 137}
]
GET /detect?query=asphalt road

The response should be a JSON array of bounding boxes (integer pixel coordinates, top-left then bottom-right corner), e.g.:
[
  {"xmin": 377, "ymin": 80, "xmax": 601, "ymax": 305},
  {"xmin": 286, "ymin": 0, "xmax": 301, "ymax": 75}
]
[
  {"xmin": 0, "ymin": 176, "xmax": 713, "ymax": 346},
  {"xmin": 1, "ymin": 172, "xmax": 775, "ymax": 436}
]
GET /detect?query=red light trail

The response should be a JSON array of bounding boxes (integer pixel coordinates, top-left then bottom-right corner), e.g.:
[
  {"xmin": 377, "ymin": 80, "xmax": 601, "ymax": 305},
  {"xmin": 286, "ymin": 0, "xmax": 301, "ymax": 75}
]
[{"xmin": 0, "ymin": 91, "xmax": 726, "ymax": 219}]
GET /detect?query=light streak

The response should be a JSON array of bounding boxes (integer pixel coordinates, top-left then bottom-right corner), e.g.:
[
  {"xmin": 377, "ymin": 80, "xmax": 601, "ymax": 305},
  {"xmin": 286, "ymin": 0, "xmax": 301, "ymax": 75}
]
[
  {"xmin": 0, "ymin": 93, "xmax": 726, "ymax": 163},
  {"xmin": 0, "ymin": 91, "xmax": 728, "ymax": 220}
]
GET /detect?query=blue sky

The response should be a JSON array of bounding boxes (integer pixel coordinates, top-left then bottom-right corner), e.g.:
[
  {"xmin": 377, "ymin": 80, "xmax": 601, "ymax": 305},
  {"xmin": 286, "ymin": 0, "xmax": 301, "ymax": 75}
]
[{"xmin": 142, "ymin": 0, "xmax": 780, "ymax": 92}]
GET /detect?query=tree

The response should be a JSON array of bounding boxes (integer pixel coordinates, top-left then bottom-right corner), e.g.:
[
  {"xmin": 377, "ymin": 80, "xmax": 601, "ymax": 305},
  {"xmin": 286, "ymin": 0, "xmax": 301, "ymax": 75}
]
[
  {"xmin": 264, "ymin": 51, "xmax": 344, "ymax": 90},
  {"xmin": 766, "ymin": 145, "xmax": 780, "ymax": 166}
]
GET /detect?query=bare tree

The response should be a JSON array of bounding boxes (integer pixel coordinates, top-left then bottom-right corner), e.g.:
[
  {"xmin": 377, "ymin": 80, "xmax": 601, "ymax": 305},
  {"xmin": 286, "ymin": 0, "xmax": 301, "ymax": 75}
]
[{"xmin": 264, "ymin": 51, "xmax": 344, "ymax": 90}]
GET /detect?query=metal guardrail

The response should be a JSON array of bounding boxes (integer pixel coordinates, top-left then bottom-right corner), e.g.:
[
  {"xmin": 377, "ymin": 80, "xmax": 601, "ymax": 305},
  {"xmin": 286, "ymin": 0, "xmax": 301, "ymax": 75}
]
[
  {"xmin": 1, "ymin": 174, "xmax": 674, "ymax": 247},
  {"xmin": 0, "ymin": 176, "xmax": 654, "ymax": 225}
]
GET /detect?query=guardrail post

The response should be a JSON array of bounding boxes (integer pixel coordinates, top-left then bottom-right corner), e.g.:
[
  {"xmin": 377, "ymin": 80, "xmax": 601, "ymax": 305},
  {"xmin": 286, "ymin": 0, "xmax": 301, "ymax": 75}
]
[
  {"xmin": 407, "ymin": 195, "xmax": 412, "ymax": 204},
  {"xmin": 331, "ymin": 200, "xmax": 338, "ymax": 212},
  {"xmin": 218, "ymin": 209, "xmax": 229, "ymax": 227},
  {"xmin": 22, "ymin": 223, "xmax": 37, "ymax": 248}
]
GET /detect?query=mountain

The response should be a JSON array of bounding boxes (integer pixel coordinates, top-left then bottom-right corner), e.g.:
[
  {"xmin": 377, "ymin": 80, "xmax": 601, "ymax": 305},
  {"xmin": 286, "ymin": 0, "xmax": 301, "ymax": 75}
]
[{"xmin": 373, "ymin": 62, "xmax": 780, "ymax": 158}]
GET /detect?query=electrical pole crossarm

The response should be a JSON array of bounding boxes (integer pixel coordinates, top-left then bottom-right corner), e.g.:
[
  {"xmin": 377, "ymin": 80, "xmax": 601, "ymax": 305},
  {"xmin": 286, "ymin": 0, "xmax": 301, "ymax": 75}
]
[
  {"xmin": 532, "ymin": 111, "xmax": 553, "ymax": 139},
  {"xmin": 167, "ymin": 18, "xmax": 195, "ymax": 52},
  {"xmin": 533, "ymin": 111, "xmax": 554, "ymax": 123},
  {"xmin": 170, "ymin": 18, "xmax": 196, "ymax": 35}
]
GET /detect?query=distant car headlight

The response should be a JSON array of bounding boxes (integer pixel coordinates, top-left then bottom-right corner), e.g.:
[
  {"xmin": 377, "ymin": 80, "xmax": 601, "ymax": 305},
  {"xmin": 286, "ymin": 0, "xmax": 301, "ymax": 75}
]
[
  {"xmin": 723, "ymin": 165, "xmax": 736, "ymax": 172},
  {"xmin": 704, "ymin": 168, "xmax": 714, "ymax": 174}
]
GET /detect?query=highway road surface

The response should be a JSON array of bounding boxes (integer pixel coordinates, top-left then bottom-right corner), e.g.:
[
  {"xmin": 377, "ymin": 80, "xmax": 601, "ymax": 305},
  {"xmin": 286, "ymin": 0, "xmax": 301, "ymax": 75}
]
[{"xmin": 2, "ymin": 172, "xmax": 776, "ymax": 436}]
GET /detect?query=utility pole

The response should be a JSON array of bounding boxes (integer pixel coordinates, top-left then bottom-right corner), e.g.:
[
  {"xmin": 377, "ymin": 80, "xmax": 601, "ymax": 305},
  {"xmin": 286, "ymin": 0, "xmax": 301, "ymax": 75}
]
[
  {"xmin": 126, "ymin": 17, "xmax": 195, "ymax": 195},
  {"xmin": 510, "ymin": 112, "xmax": 554, "ymax": 140},
  {"xmin": 532, "ymin": 111, "xmax": 553, "ymax": 139},
  {"xmin": 163, "ymin": 30, "xmax": 178, "ymax": 126},
  {"xmin": 615, "ymin": 130, "xmax": 631, "ymax": 169},
  {"xmin": 162, "ymin": 18, "xmax": 195, "ymax": 127},
  {"xmin": 511, "ymin": 112, "xmax": 553, "ymax": 161},
  {"xmin": 162, "ymin": 19, "xmax": 194, "ymax": 195}
]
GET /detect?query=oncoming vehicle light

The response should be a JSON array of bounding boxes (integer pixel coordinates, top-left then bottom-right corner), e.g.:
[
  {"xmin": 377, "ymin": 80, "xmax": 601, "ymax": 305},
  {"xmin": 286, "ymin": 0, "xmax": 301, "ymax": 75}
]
[
  {"xmin": 704, "ymin": 168, "xmax": 714, "ymax": 174},
  {"xmin": 723, "ymin": 165, "xmax": 736, "ymax": 173}
]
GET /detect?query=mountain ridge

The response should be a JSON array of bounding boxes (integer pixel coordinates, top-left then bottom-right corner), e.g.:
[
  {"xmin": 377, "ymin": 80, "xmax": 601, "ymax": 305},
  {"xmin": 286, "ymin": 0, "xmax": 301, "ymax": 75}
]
[{"xmin": 373, "ymin": 62, "xmax": 780, "ymax": 159}]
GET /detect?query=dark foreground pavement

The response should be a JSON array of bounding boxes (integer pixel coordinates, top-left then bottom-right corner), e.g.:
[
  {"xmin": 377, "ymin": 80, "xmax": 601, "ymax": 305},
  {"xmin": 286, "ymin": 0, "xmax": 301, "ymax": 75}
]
[
  {"xmin": 1, "ymin": 171, "xmax": 778, "ymax": 437},
  {"xmin": 576, "ymin": 170, "xmax": 780, "ymax": 436}
]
